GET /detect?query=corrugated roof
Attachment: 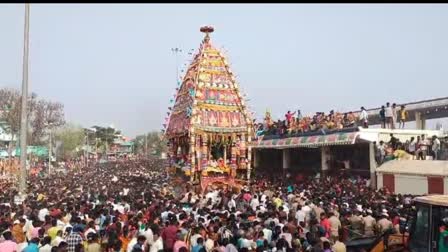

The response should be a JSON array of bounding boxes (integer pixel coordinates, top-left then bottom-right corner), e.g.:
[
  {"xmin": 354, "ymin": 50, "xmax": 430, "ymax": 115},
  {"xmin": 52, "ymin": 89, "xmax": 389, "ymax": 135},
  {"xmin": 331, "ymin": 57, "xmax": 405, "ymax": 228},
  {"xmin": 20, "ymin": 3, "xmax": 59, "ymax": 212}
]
[
  {"xmin": 252, "ymin": 132, "xmax": 359, "ymax": 149},
  {"xmin": 414, "ymin": 195, "xmax": 448, "ymax": 207},
  {"xmin": 376, "ymin": 160, "xmax": 448, "ymax": 176}
]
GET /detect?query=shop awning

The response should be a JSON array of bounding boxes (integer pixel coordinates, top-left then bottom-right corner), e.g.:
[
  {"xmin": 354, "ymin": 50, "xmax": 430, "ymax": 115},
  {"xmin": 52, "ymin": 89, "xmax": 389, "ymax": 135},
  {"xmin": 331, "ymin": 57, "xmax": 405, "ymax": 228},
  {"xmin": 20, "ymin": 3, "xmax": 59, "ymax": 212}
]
[{"xmin": 252, "ymin": 131, "xmax": 359, "ymax": 149}]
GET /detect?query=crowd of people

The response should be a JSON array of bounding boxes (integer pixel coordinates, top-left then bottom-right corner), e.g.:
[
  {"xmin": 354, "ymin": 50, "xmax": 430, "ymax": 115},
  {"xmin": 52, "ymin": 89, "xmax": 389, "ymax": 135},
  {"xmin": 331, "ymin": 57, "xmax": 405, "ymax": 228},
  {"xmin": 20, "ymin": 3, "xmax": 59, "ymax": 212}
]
[
  {"xmin": 0, "ymin": 156, "xmax": 419, "ymax": 252},
  {"xmin": 256, "ymin": 110, "xmax": 360, "ymax": 137},
  {"xmin": 256, "ymin": 102, "xmax": 413, "ymax": 137},
  {"xmin": 374, "ymin": 134, "xmax": 448, "ymax": 164}
]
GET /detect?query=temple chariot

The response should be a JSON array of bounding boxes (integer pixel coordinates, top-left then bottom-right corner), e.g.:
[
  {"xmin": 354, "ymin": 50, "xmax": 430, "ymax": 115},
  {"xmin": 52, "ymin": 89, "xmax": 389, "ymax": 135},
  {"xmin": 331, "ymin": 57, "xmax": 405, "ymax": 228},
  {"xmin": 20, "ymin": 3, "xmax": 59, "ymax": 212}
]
[{"xmin": 164, "ymin": 26, "xmax": 254, "ymax": 190}]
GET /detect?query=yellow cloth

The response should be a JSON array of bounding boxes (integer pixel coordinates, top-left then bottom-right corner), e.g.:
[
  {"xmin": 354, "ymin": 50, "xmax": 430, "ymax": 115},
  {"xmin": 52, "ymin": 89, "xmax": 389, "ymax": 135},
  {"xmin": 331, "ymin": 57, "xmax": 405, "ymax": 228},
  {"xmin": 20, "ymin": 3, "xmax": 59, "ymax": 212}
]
[
  {"xmin": 394, "ymin": 150, "xmax": 411, "ymax": 160},
  {"xmin": 48, "ymin": 227, "xmax": 61, "ymax": 241},
  {"xmin": 400, "ymin": 110, "xmax": 408, "ymax": 120},
  {"xmin": 273, "ymin": 197, "xmax": 283, "ymax": 209},
  {"xmin": 37, "ymin": 194, "xmax": 45, "ymax": 201}
]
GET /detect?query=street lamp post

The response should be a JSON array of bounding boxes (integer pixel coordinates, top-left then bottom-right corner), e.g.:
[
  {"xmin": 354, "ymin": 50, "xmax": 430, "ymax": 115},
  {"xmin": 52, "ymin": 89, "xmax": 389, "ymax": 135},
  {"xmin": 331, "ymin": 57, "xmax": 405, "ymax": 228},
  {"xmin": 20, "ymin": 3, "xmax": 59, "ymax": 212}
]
[
  {"xmin": 145, "ymin": 134, "xmax": 148, "ymax": 157},
  {"xmin": 83, "ymin": 127, "xmax": 96, "ymax": 167},
  {"xmin": 19, "ymin": 3, "xmax": 30, "ymax": 195},
  {"xmin": 84, "ymin": 134, "xmax": 88, "ymax": 167},
  {"xmin": 47, "ymin": 124, "xmax": 53, "ymax": 175}
]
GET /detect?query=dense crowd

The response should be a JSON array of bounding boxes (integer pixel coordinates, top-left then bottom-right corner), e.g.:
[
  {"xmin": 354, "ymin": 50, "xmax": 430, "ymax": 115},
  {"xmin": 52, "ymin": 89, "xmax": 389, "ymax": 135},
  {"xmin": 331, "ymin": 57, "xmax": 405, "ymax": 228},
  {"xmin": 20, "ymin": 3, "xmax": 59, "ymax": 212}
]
[
  {"xmin": 256, "ymin": 102, "xmax": 412, "ymax": 137},
  {"xmin": 374, "ymin": 134, "xmax": 448, "ymax": 163},
  {"xmin": 0, "ymin": 156, "xmax": 419, "ymax": 252}
]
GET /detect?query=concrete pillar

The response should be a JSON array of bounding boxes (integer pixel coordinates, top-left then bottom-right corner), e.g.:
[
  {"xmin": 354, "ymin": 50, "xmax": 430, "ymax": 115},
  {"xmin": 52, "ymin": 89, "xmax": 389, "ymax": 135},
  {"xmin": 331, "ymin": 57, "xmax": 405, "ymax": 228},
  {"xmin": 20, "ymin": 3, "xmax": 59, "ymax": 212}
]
[
  {"xmin": 253, "ymin": 149, "xmax": 258, "ymax": 169},
  {"xmin": 202, "ymin": 134, "xmax": 208, "ymax": 168},
  {"xmin": 196, "ymin": 136, "xmax": 201, "ymax": 173},
  {"xmin": 415, "ymin": 112, "xmax": 426, "ymax": 130},
  {"xmin": 369, "ymin": 142, "xmax": 377, "ymax": 189},
  {"xmin": 321, "ymin": 147, "xmax": 329, "ymax": 177},
  {"xmin": 190, "ymin": 134, "xmax": 196, "ymax": 182},
  {"xmin": 247, "ymin": 135, "xmax": 252, "ymax": 181},
  {"xmin": 282, "ymin": 149, "xmax": 290, "ymax": 170}
]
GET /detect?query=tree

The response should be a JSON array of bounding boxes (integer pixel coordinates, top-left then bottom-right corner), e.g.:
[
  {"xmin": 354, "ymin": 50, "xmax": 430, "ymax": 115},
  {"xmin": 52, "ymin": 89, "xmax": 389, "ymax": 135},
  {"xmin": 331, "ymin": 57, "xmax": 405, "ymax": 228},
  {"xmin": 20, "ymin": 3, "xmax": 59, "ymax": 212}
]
[
  {"xmin": 30, "ymin": 99, "xmax": 65, "ymax": 145},
  {"xmin": 0, "ymin": 87, "xmax": 65, "ymax": 159},
  {"xmin": 133, "ymin": 131, "xmax": 166, "ymax": 156},
  {"xmin": 0, "ymin": 88, "xmax": 21, "ymax": 156},
  {"xmin": 0, "ymin": 88, "xmax": 36, "ymax": 159},
  {"xmin": 54, "ymin": 124, "xmax": 84, "ymax": 160},
  {"xmin": 91, "ymin": 126, "xmax": 121, "ymax": 152}
]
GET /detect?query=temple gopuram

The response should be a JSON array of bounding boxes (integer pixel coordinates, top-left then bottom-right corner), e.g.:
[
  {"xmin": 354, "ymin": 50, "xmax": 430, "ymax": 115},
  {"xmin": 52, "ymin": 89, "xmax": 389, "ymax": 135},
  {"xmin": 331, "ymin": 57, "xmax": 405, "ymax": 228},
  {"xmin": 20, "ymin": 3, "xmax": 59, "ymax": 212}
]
[{"xmin": 164, "ymin": 26, "xmax": 254, "ymax": 188}]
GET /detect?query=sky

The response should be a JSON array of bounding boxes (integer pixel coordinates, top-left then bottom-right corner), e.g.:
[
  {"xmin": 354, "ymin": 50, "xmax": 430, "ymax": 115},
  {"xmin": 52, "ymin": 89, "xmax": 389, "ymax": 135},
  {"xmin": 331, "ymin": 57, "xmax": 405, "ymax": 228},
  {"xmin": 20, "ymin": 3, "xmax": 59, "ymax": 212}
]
[{"xmin": 1, "ymin": 4, "xmax": 448, "ymax": 137}]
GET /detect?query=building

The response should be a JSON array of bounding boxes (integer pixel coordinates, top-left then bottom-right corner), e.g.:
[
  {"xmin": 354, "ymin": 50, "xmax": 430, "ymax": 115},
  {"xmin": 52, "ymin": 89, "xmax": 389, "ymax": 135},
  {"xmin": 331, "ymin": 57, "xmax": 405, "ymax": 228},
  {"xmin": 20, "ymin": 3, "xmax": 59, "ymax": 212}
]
[
  {"xmin": 110, "ymin": 138, "xmax": 134, "ymax": 155},
  {"xmin": 251, "ymin": 127, "xmax": 444, "ymax": 187},
  {"xmin": 164, "ymin": 26, "xmax": 253, "ymax": 182},
  {"xmin": 377, "ymin": 160, "xmax": 448, "ymax": 195}
]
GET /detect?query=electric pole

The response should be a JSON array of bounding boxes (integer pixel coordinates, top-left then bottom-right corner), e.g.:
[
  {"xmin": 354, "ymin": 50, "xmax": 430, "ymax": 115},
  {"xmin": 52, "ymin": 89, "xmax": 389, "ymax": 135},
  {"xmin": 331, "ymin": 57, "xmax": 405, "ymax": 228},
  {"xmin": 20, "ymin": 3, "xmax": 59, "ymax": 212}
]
[
  {"xmin": 48, "ymin": 125, "xmax": 52, "ymax": 175},
  {"xmin": 145, "ymin": 134, "xmax": 148, "ymax": 157},
  {"xmin": 19, "ymin": 3, "xmax": 30, "ymax": 195}
]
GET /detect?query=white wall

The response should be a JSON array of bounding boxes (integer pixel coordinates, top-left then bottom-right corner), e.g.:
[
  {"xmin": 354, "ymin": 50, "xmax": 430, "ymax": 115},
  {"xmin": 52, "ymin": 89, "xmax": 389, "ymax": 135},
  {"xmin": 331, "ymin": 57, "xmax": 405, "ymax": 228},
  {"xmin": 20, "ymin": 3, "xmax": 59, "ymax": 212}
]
[
  {"xmin": 395, "ymin": 174, "xmax": 428, "ymax": 195},
  {"xmin": 377, "ymin": 172, "xmax": 383, "ymax": 189}
]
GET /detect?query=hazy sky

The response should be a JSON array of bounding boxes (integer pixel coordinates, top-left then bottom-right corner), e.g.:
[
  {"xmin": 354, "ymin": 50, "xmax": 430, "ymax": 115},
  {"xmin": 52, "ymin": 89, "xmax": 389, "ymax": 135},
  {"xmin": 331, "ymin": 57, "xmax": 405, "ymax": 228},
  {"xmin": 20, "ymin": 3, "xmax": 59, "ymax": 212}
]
[{"xmin": 1, "ymin": 4, "xmax": 448, "ymax": 137}]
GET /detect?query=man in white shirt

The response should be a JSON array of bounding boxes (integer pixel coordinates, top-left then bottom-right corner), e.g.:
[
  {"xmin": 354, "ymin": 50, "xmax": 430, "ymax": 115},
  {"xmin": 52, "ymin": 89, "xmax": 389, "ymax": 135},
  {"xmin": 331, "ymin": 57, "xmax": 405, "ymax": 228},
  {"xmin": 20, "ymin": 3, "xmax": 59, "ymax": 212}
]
[
  {"xmin": 127, "ymin": 235, "xmax": 138, "ymax": 252},
  {"xmin": 420, "ymin": 135, "xmax": 429, "ymax": 160},
  {"xmin": 262, "ymin": 224, "xmax": 273, "ymax": 244},
  {"xmin": 123, "ymin": 187, "xmax": 130, "ymax": 196},
  {"xmin": 143, "ymin": 225, "xmax": 154, "ymax": 248},
  {"xmin": 432, "ymin": 136, "xmax": 441, "ymax": 160},
  {"xmin": 190, "ymin": 227, "xmax": 203, "ymax": 250},
  {"xmin": 39, "ymin": 237, "xmax": 52, "ymax": 252},
  {"xmin": 51, "ymin": 230, "xmax": 64, "ymax": 247},
  {"xmin": 281, "ymin": 226, "xmax": 293, "ymax": 248},
  {"xmin": 385, "ymin": 102, "xmax": 394, "ymax": 129},
  {"xmin": 295, "ymin": 205, "xmax": 306, "ymax": 226},
  {"xmin": 302, "ymin": 202, "xmax": 312, "ymax": 226},
  {"xmin": 359, "ymin": 107, "xmax": 369, "ymax": 128},
  {"xmin": 392, "ymin": 103, "xmax": 398, "ymax": 129},
  {"xmin": 227, "ymin": 196, "xmax": 236, "ymax": 210},
  {"xmin": 250, "ymin": 195, "xmax": 260, "ymax": 211},
  {"xmin": 150, "ymin": 232, "xmax": 164, "ymax": 252},
  {"xmin": 38, "ymin": 208, "xmax": 49, "ymax": 222},
  {"xmin": 161, "ymin": 206, "xmax": 174, "ymax": 222}
]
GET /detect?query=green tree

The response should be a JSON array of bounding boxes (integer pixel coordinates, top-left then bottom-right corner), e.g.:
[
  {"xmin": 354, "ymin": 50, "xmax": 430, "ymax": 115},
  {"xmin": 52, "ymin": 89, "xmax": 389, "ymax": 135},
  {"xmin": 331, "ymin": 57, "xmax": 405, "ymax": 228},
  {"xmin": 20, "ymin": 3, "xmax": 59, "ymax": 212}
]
[
  {"xmin": 133, "ymin": 131, "xmax": 166, "ymax": 156},
  {"xmin": 91, "ymin": 126, "xmax": 121, "ymax": 152},
  {"xmin": 54, "ymin": 124, "xmax": 84, "ymax": 160}
]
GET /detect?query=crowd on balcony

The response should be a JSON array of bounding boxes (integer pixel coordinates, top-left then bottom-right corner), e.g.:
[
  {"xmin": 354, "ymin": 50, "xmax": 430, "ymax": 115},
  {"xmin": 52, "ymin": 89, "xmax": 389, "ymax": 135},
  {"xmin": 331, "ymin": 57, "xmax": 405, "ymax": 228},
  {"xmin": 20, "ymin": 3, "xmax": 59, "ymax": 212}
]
[
  {"xmin": 256, "ymin": 109, "xmax": 362, "ymax": 138},
  {"xmin": 255, "ymin": 102, "xmax": 414, "ymax": 138}
]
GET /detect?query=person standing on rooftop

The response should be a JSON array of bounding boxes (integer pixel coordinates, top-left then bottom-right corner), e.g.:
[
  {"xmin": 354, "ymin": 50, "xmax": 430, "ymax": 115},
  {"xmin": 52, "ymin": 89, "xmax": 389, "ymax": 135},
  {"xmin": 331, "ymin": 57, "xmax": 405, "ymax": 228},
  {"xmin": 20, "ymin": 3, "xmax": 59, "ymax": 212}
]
[
  {"xmin": 379, "ymin": 106, "xmax": 386, "ymax": 129},
  {"xmin": 399, "ymin": 105, "xmax": 408, "ymax": 129},
  {"xmin": 359, "ymin": 107, "xmax": 368, "ymax": 128},
  {"xmin": 385, "ymin": 103, "xmax": 394, "ymax": 129}
]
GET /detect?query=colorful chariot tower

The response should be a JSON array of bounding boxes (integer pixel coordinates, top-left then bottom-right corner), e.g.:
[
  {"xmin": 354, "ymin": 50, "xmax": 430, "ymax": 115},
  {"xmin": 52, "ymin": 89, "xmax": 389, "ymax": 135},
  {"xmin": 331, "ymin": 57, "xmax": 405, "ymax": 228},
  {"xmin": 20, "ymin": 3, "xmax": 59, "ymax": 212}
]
[{"xmin": 164, "ymin": 26, "xmax": 254, "ymax": 182}]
